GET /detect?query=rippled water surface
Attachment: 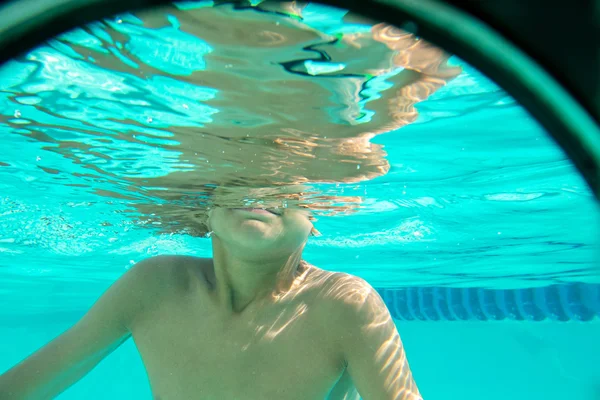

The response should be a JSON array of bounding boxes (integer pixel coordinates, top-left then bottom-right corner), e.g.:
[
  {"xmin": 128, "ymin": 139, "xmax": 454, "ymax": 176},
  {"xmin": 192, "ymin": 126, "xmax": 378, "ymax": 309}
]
[{"xmin": 0, "ymin": 2, "xmax": 598, "ymax": 318}]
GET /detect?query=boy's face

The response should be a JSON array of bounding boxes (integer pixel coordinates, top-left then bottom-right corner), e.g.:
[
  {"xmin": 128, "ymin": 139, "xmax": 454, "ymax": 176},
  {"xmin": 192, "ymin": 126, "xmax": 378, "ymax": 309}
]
[{"xmin": 207, "ymin": 206, "xmax": 313, "ymax": 256}]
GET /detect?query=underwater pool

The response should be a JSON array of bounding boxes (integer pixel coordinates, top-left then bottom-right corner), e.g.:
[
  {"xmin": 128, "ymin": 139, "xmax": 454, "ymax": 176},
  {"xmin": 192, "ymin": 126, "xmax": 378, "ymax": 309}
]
[{"xmin": 0, "ymin": 2, "xmax": 598, "ymax": 399}]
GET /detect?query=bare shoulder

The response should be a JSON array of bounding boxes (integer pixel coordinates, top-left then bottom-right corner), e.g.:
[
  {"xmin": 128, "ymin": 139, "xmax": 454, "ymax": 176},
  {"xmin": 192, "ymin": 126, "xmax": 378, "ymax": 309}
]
[
  {"xmin": 309, "ymin": 269, "xmax": 391, "ymax": 343},
  {"xmin": 121, "ymin": 255, "xmax": 211, "ymax": 323},
  {"xmin": 129, "ymin": 255, "xmax": 211, "ymax": 287},
  {"xmin": 304, "ymin": 267, "xmax": 382, "ymax": 328},
  {"xmin": 311, "ymin": 269, "xmax": 377, "ymax": 307}
]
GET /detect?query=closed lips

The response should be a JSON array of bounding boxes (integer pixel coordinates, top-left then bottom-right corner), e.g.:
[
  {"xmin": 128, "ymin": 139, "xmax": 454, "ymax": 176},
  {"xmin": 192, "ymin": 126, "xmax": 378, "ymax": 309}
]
[{"xmin": 234, "ymin": 208, "xmax": 281, "ymax": 216}]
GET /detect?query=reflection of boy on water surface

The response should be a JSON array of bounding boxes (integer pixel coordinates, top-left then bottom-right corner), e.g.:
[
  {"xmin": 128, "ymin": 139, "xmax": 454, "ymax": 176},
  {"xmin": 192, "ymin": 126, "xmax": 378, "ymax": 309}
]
[{"xmin": 0, "ymin": 3, "xmax": 460, "ymax": 399}]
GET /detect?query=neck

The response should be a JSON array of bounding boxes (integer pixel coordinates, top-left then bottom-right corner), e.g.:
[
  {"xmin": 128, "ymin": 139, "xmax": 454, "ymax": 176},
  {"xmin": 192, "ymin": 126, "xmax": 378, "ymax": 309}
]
[{"xmin": 210, "ymin": 236, "xmax": 306, "ymax": 313}]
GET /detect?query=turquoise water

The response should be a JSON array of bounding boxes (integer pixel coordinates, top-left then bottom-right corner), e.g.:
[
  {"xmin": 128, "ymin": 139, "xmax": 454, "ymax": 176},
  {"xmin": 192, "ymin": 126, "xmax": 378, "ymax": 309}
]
[{"xmin": 1, "ymin": 2, "xmax": 599, "ymax": 399}]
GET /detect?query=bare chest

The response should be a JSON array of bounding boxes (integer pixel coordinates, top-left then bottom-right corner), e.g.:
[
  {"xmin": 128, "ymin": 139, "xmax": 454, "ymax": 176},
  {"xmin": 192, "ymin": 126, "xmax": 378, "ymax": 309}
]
[{"xmin": 130, "ymin": 291, "xmax": 345, "ymax": 400}]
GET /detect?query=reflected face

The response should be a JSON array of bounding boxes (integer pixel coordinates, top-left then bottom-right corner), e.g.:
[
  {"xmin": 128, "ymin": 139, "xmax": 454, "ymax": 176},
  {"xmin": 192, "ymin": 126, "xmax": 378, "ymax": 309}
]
[{"xmin": 208, "ymin": 206, "xmax": 313, "ymax": 255}]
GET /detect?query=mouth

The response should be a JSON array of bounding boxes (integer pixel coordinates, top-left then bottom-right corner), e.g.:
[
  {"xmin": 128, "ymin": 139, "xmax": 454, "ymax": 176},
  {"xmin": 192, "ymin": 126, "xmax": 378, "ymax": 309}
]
[{"xmin": 233, "ymin": 208, "xmax": 281, "ymax": 216}]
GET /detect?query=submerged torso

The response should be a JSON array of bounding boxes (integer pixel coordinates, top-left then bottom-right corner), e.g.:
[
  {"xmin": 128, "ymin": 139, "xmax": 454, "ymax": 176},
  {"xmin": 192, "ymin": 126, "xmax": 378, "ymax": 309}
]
[{"xmin": 128, "ymin": 256, "xmax": 357, "ymax": 400}]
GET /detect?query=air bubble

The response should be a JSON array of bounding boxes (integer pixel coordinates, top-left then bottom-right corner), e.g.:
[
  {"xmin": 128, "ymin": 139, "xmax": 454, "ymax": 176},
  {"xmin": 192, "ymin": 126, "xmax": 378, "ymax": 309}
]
[{"xmin": 14, "ymin": 110, "xmax": 21, "ymax": 118}]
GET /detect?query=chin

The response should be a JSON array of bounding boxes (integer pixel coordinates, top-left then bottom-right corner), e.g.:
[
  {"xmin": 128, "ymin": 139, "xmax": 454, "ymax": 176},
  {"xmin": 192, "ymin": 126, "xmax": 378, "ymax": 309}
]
[{"xmin": 227, "ymin": 222, "xmax": 278, "ymax": 243}]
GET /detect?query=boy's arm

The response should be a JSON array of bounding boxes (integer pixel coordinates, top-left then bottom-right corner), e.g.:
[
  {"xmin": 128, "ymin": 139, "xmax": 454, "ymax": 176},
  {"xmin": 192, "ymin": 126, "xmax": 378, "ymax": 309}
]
[
  {"xmin": 0, "ymin": 257, "xmax": 160, "ymax": 399},
  {"xmin": 334, "ymin": 276, "xmax": 423, "ymax": 400}
]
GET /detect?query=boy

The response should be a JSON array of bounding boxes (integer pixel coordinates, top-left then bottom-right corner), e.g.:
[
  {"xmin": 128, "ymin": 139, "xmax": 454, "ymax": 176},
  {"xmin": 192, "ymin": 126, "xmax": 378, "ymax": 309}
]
[{"xmin": 0, "ymin": 205, "xmax": 422, "ymax": 399}]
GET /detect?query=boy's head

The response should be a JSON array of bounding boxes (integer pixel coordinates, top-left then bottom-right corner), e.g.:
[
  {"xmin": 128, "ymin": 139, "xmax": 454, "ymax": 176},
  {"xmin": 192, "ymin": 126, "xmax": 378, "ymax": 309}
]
[
  {"xmin": 207, "ymin": 206, "xmax": 314, "ymax": 258},
  {"xmin": 204, "ymin": 183, "xmax": 317, "ymax": 257}
]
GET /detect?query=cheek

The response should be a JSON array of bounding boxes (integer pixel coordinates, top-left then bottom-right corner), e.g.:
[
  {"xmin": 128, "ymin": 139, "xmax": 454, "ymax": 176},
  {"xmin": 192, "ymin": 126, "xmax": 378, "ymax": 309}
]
[
  {"xmin": 283, "ymin": 216, "xmax": 313, "ymax": 239},
  {"xmin": 207, "ymin": 209, "xmax": 227, "ymax": 232}
]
